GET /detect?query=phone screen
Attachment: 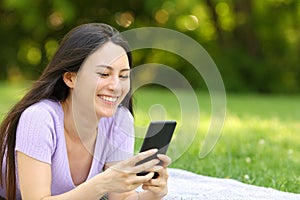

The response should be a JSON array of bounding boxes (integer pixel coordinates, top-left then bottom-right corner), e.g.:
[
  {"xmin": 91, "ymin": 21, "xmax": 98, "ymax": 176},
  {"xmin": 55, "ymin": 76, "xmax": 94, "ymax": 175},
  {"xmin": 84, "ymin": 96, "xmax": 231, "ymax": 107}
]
[
  {"xmin": 140, "ymin": 121, "xmax": 176, "ymax": 153},
  {"xmin": 136, "ymin": 121, "xmax": 177, "ymax": 177}
]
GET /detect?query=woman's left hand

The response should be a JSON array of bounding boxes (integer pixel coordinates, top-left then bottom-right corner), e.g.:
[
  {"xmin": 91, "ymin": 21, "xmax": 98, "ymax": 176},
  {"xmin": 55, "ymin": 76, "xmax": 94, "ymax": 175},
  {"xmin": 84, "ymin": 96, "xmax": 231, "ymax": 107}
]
[{"xmin": 141, "ymin": 154, "xmax": 171, "ymax": 198}]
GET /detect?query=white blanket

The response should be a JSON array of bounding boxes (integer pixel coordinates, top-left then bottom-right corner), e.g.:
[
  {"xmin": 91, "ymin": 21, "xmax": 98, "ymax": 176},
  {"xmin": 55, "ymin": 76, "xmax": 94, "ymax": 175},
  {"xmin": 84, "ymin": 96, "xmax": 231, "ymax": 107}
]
[{"xmin": 162, "ymin": 168, "xmax": 300, "ymax": 200}]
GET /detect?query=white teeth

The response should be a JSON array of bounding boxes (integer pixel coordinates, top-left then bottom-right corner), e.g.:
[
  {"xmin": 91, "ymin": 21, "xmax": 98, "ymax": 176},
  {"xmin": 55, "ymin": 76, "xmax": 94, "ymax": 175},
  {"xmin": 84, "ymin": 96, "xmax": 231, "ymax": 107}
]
[{"xmin": 100, "ymin": 96, "xmax": 117, "ymax": 102}]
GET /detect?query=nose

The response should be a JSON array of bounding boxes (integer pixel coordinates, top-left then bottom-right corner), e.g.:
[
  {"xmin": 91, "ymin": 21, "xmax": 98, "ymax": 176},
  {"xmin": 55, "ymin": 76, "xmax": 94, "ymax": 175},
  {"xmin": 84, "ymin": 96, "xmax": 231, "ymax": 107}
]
[{"xmin": 107, "ymin": 75, "xmax": 120, "ymax": 91}]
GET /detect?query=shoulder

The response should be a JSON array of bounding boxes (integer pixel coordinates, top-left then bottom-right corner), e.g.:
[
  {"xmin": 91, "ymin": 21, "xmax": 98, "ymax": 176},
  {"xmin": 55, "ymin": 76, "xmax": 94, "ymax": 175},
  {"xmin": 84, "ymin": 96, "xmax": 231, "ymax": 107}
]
[
  {"xmin": 21, "ymin": 99, "xmax": 62, "ymax": 121},
  {"xmin": 16, "ymin": 99, "xmax": 62, "ymax": 164},
  {"xmin": 23, "ymin": 99, "xmax": 61, "ymax": 113},
  {"xmin": 18, "ymin": 99, "xmax": 63, "ymax": 135}
]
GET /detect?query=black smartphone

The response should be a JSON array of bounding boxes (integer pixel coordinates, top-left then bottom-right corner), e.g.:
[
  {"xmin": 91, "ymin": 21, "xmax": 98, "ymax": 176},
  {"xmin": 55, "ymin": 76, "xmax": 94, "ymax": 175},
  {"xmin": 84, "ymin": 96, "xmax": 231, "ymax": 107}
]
[{"xmin": 136, "ymin": 120, "xmax": 177, "ymax": 178}]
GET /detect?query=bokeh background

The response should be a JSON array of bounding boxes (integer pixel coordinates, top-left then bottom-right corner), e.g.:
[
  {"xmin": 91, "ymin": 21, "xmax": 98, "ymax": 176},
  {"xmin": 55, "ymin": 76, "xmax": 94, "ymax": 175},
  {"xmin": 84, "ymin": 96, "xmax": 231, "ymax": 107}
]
[
  {"xmin": 1, "ymin": 0, "xmax": 300, "ymax": 193},
  {"xmin": 1, "ymin": 0, "xmax": 299, "ymax": 93}
]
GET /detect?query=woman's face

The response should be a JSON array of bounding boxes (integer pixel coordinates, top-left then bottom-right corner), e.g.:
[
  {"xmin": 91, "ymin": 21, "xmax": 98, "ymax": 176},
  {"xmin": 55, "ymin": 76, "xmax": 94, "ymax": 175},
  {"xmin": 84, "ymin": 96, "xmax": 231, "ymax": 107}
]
[{"xmin": 73, "ymin": 41, "xmax": 130, "ymax": 119}]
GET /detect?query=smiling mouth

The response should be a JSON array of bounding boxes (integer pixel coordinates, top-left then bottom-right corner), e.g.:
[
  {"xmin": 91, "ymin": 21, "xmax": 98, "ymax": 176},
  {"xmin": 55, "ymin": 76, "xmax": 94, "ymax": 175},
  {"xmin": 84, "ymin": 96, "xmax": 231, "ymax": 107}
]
[{"xmin": 98, "ymin": 95, "xmax": 118, "ymax": 103}]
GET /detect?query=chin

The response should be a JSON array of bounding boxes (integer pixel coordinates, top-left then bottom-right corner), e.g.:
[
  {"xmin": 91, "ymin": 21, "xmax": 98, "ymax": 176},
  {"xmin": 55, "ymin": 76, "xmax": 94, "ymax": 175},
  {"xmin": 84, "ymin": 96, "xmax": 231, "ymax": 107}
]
[{"xmin": 96, "ymin": 107, "xmax": 118, "ymax": 119}]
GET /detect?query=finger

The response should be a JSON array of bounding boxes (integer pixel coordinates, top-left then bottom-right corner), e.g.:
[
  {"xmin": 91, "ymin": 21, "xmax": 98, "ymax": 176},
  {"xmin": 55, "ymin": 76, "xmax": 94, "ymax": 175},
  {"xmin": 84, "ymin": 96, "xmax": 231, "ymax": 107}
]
[
  {"xmin": 133, "ymin": 159, "xmax": 160, "ymax": 173},
  {"xmin": 125, "ymin": 149, "xmax": 158, "ymax": 166},
  {"xmin": 143, "ymin": 173, "xmax": 165, "ymax": 186},
  {"xmin": 124, "ymin": 171, "xmax": 155, "ymax": 186},
  {"xmin": 151, "ymin": 165, "xmax": 164, "ymax": 178},
  {"xmin": 157, "ymin": 154, "xmax": 172, "ymax": 167},
  {"xmin": 108, "ymin": 165, "xmax": 131, "ymax": 174},
  {"xmin": 142, "ymin": 184, "xmax": 164, "ymax": 193},
  {"xmin": 133, "ymin": 171, "xmax": 155, "ymax": 183},
  {"xmin": 147, "ymin": 165, "xmax": 163, "ymax": 172},
  {"xmin": 143, "ymin": 167, "xmax": 168, "ymax": 183},
  {"xmin": 145, "ymin": 184, "xmax": 168, "ymax": 197},
  {"xmin": 151, "ymin": 168, "xmax": 169, "ymax": 183},
  {"xmin": 135, "ymin": 149, "xmax": 158, "ymax": 163}
]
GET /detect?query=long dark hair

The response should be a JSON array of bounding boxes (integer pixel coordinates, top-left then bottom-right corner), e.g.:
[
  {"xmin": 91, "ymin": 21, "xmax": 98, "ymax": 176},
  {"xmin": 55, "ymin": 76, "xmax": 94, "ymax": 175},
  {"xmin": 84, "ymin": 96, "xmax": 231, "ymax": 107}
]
[{"xmin": 0, "ymin": 23, "xmax": 133, "ymax": 200}]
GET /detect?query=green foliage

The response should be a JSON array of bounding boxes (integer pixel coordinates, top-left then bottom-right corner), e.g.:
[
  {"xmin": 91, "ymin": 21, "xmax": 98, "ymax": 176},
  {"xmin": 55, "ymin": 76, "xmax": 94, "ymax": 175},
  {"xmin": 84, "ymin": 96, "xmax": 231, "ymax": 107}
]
[
  {"xmin": 0, "ymin": 0, "xmax": 300, "ymax": 93},
  {"xmin": 0, "ymin": 82, "xmax": 30, "ymax": 120}
]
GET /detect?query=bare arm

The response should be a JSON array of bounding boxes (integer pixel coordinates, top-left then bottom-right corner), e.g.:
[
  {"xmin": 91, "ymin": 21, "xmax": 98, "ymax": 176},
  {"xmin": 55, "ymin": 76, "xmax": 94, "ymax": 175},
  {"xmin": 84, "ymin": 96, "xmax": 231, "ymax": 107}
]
[
  {"xmin": 17, "ymin": 151, "xmax": 107, "ymax": 200},
  {"xmin": 17, "ymin": 149, "xmax": 161, "ymax": 200}
]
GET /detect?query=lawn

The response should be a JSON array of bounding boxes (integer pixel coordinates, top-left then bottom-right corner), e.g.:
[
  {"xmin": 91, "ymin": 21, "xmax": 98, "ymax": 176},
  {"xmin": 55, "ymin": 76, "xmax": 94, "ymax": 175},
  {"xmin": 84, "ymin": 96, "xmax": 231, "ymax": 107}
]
[
  {"xmin": 133, "ymin": 88, "xmax": 300, "ymax": 194},
  {"xmin": 0, "ymin": 82, "xmax": 299, "ymax": 194}
]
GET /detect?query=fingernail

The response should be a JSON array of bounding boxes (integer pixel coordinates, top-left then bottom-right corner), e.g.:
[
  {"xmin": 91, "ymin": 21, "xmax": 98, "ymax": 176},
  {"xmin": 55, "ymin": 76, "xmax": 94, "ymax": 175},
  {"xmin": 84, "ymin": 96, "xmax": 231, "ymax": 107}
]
[
  {"xmin": 157, "ymin": 154, "xmax": 166, "ymax": 158},
  {"xmin": 151, "ymin": 148, "xmax": 158, "ymax": 153}
]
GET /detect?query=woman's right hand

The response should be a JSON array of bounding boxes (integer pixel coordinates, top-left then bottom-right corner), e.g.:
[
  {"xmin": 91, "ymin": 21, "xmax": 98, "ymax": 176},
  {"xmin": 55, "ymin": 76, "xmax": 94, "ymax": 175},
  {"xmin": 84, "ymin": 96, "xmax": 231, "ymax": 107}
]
[{"xmin": 101, "ymin": 149, "xmax": 161, "ymax": 193}]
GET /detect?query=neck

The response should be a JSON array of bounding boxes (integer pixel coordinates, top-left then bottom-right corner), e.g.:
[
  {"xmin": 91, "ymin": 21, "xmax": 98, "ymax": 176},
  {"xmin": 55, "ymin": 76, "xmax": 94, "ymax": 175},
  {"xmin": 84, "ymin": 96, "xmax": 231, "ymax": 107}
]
[{"xmin": 61, "ymin": 98, "xmax": 98, "ymax": 152}]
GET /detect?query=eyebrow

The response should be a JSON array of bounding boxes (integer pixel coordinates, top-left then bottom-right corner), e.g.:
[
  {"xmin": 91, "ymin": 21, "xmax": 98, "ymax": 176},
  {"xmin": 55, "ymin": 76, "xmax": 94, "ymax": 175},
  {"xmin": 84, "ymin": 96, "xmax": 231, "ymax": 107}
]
[{"xmin": 96, "ymin": 65, "xmax": 130, "ymax": 71}]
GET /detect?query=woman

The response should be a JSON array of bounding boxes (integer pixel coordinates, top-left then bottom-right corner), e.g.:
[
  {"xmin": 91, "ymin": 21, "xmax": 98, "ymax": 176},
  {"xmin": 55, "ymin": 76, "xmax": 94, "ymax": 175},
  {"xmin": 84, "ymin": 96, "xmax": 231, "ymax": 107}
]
[{"xmin": 0, "ymin": 23, "xmax": 170, "ymax": 200}]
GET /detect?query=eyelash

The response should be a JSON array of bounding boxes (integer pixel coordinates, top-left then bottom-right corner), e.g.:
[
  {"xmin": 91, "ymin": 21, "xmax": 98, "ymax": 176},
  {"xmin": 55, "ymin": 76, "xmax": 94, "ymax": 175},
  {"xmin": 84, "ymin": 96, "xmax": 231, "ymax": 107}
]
[
  {"xmin": 97, "ymin": 73, "xmax": 129, "ymax": 79},
  {"xmin": 97, "ymin": 73, "xmax": 109, "ymax": 77}
]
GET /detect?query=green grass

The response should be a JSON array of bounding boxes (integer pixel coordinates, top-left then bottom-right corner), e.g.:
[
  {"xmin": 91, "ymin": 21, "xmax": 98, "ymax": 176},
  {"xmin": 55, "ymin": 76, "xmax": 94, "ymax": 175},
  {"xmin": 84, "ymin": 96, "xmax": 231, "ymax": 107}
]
[
  {"xmin": 0, "ymin": 83, "xmax": 299, "ymax": 194},
  {"xmin": 133, "ymin": 88, "xmax": 300, "ymax": 194}
]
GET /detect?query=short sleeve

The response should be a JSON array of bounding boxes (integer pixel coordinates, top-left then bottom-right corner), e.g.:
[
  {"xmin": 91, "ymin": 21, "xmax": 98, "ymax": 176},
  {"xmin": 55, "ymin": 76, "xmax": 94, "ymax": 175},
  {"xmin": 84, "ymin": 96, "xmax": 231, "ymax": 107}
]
[
  {"xmin": 105, "ymin": 107, "xmax": 134, "ymax": 163},
  {"xmin": 15, "ymin": 104, "xmax": 57, "ymax": 164}
]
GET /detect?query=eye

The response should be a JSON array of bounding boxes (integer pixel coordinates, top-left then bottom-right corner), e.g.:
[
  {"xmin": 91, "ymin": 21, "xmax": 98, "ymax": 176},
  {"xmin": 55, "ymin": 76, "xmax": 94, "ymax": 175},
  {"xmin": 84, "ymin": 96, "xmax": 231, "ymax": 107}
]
[
  {"xmin": 119, "ymin": 75, "xmax": 129, "ymax": 79},
  {"xmin": 97, "ymin": 72, "xmax": 109, "ymax": 78},
  {"xmin": 119, "ymin": 72, "xmax": 130, "ymax": 79}
]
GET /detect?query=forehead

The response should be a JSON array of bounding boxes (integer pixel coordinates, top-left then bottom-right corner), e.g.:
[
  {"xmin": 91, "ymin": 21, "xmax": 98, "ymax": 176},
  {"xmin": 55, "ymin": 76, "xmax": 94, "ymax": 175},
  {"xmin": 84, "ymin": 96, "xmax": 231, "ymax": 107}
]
[{"xmin": 85, "ymin": 41, "xmax": 128, "ymax": 67}]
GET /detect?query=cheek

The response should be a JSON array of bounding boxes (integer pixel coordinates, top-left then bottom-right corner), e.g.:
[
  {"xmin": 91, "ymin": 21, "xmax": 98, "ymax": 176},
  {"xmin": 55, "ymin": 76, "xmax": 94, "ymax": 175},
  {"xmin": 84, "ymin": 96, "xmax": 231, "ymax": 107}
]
[
  {"xmin": 75, "ymin": 72, "xmax": 98, "ymax": 99},
  {"xmin": 95, "ymin": 77, "xmax": 108, "ymax": 91}
]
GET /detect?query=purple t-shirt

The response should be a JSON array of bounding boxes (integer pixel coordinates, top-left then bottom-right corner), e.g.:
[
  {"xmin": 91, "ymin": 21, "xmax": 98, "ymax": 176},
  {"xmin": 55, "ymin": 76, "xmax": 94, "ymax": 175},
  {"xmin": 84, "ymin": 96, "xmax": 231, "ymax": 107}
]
[{"xmin": 0, "ymin": 99, "xmax": 134, "ymax": 198}]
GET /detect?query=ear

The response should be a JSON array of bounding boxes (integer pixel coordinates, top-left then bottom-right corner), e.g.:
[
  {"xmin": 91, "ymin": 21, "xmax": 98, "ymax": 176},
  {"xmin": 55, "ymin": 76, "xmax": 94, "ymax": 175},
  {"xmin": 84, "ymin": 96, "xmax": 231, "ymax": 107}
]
[{"xmin": 63, "ymin": 72, "xmax": 77, "ymax": 88}]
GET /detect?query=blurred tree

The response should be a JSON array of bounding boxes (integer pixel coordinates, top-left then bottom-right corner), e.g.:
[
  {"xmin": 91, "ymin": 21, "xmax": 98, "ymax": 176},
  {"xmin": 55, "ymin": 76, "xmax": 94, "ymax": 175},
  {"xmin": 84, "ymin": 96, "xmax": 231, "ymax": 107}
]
[{"xmin": 0, "ymin": 0, "xmax": 299, "ymax": 93}]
